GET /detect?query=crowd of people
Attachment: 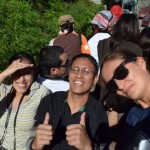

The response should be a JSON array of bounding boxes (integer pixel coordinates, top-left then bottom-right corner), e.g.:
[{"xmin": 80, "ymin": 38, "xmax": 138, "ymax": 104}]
[{"xmin": 0, "ymin": 3, "xmax": 150, "ymax": 150}]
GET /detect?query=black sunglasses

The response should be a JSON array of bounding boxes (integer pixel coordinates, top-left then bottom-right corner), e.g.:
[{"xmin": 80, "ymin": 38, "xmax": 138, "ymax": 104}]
[{"xmin": 106, "ymin": 57, "xmax": 137, "ymax": 93}]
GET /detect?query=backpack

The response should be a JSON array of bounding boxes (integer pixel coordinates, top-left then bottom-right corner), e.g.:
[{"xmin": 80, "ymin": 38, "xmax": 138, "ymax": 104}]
[
  {"xmin": 53, "ymin": 32, "xmax": 90, "ymax": 60},
  {"xmin": 79, "ymin": 34, "xmax": 91, "ymax": 54}
]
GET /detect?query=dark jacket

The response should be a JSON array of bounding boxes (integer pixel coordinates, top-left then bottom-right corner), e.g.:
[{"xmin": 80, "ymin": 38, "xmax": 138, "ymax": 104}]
[{"xmin": 34, "ymin": 91, "xmax": 108, "ymax": 150}]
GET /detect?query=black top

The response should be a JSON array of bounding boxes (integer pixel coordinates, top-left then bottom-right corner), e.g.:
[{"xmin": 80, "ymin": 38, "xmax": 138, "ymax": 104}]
[{"xmin": 34, "ymin": 91, "xmax": 108, "ymax": 150}]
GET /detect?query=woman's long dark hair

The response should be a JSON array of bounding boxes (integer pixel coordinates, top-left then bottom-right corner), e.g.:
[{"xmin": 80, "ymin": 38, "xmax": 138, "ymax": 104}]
[
  {"xmin": 112, "ymin": 13, "xmax": 140, "ymax": 44},
  {"xmin": 8, "ymin": 52, "xmax": 35, "ymax": 65}
]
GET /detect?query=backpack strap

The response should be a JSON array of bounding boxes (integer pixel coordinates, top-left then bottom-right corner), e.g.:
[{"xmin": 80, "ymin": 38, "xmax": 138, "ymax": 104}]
[
  {"xmin": 79, "ymin": 34, "xmax": 91, "ymax": 54},
  {"xmin": 78, "ymin": 33, "xmax": 82, "ymax": 46}
]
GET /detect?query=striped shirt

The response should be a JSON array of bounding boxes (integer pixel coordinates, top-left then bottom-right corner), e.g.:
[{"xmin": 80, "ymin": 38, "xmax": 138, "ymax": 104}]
[{"xmin": 0, "ymin": 82, "xmax": 50, "ymax": 150}]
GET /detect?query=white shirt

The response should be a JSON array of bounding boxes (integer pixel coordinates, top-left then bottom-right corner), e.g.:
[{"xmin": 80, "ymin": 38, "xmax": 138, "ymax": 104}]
[
  {"xmin": 37, "ymin": 77, "xmax": 70, "ymax": 93},
  {"xmin": 88, "ymin": 33, "xmax": 110, "ymax": 63}
]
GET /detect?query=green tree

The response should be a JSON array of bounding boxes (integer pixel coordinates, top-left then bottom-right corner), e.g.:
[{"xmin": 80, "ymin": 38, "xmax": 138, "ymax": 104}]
[{"xmin": 0, "ymin": 0, "xmax": 104, "ymax": 71}]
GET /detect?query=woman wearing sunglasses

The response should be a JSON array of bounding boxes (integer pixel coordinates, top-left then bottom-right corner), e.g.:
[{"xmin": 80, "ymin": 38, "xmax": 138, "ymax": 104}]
[
  {"xmin": 0, "ymin": 52, "xmax": 50, "ymax": 150},
  {"xmin": 101, "ymin": 50, "xmax": 150, "ymax": 149}
]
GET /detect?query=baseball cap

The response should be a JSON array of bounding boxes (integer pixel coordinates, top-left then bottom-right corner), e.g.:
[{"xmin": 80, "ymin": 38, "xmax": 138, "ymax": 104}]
[{"xmin": 58, "ymin": 15, "xmax": 75, "ymax": 26}]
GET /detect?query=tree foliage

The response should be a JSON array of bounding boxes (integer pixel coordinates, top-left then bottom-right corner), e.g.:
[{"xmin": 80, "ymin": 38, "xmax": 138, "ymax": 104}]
[{"xmin": 0, "ymin": 0, "xmax": 104, "ymax": 71}]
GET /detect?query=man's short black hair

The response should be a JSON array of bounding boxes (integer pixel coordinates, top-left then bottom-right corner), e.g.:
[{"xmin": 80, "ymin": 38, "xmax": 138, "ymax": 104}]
[
  {"xmin": 70, "ymin": 54, "xmax": 99, "ymax": 75},
  {"xmin": 39, "ymin": 46, "xmax": 64, "ymax": 76}
]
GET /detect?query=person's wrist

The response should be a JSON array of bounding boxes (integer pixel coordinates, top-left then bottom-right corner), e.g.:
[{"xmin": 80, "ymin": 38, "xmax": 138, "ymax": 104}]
[
  {"xmin": 83, "ymin": 142, "xmax": 92, "ymax": 150},
  {"xmin": 31, "ymin": 140, "xmax": 35, "ymax": 150},
  {"xmin": 0, "ymin": 71, "xmax": 9, "ymax": 80},
  {"xmin": 31, "ymin": 140, "xmax": 41, "ymax": 150}
]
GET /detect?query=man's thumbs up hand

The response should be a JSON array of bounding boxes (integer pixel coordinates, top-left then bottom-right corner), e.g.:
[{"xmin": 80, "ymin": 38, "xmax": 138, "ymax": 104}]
[
  {"xmin": 43, "ymin": 112, "xmax": 50, "ymax": 125},
  {"xmin": 66, "ymin": 112, "xmax": 92, "ymax": 150},
  {"xmin": 80, "ymin": 112, "xmax": 86, "ymax": 127},
  {"xmin": 32, "ymin": 112, "xmax": 53, "ymax": 150}
]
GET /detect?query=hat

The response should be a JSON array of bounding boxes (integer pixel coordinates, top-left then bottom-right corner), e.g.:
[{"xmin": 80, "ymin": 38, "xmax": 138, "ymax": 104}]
[
  {"xmin": 58, "ymin": 15, "xmax": 75, "ymax": 26},
  {"xmin": 91, "ymin": 10, "xmax": 116, "ymax": 30},
  {"xmin": 111, "ymin": 5, "xmax": 123, "ymax": 20}
]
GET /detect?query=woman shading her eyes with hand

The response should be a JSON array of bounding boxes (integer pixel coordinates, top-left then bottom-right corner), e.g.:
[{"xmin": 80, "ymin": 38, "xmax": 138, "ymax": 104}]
[
  {"xmin": 101, "ymin": 50, "xmax": 150, "ymax": 149},
  {"xmin": 0, "ymin": 52, "xmax": 50, "ymax": 150}
]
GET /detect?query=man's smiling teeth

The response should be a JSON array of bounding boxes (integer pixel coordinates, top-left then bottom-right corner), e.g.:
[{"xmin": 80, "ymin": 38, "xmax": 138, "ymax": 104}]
[{"xmin": 74, "ymin": 81, "xmax": 84, "ymax": 85}]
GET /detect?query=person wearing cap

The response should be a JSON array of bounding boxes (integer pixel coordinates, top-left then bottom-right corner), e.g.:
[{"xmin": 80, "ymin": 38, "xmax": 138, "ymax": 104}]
[
  {"xmin": 88, "ymin": 10, "xmax": 116, "ymax": 64},
  {"xmin": 49, "ymin": 15, "xmax": 90, "ymax": 61}
]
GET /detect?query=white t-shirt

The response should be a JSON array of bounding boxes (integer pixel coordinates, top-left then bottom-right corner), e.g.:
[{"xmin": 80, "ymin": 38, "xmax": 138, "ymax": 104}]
[
  {"xmin": 88, "ymin": 33, "xmax": 110, "ymax": 63},
  {"xmin": 37, "ymin": 77, "xmax": 70, "ymax": 93}
]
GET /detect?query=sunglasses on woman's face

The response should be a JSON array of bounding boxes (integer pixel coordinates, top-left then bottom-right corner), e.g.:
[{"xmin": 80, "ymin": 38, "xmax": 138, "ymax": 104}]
[{"xmin": 106, "ymin": 57, "xmax": 137, "ymax": 93}]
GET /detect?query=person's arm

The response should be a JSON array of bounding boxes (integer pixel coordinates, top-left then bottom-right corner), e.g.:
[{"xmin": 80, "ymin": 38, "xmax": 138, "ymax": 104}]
[
  {"xmin": 27, "ymin": 94, "xmax": 53, "ymax": 150},
  {"xmin": 49, "ymin": 38, "xmax": 55, "ymax": 46},
  {"xmin": 0, "ymin": 59, "xmax": 33, "ymax": 84},
  {"xmin": 107, "ymin": 110, "xmax": 119, "ymax": 127}
]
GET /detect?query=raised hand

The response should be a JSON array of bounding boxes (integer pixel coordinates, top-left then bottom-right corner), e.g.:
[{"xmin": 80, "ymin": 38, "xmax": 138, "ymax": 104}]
[
  {"xmin": 4, "ymin": 59, "xmax": 33, "ymax": 77},
  {"xmin": 66, "ymin": 112, "xmax": 92, "ymax": 150},
  {"xmin": 0, "ymin": 59, "xmax": 34, "ymax": 84},
  {"xmin": 32, "ymin": 113, "xmax": 53, "ymax": 150}
]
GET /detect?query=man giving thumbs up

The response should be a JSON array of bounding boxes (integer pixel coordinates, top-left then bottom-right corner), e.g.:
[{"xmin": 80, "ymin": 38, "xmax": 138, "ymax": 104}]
[{"xmin": 27, "ymin": 54, "xmax": 108, "ymax": 150}]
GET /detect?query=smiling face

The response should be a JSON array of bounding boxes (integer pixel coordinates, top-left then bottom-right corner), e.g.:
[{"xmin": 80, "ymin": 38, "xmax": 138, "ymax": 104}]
[
  {"xmin": 101, "ymin": 57, "xmax": 149, "ymax": 101},
  {"xmin": 68, "ymin": 57, "xmax": 98, "ymax": 95},
  {"xmin": 11, "ymin": 58, "xmax": 34, "ymax": 94}
]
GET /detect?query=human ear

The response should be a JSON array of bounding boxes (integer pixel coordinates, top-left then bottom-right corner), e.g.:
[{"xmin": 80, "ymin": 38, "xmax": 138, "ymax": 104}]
[
  {"xmin": 136, "ymin": 57, "xmax": 146, "ymax": 70},
  {"xmin": 51, "ymin": 68, "xmax": 59, "ymax": 76},
  {"xmin": 90, "ymin": 75, "xmax": 99, "ymax": 92},
  {"xmin": 93, "ymin": 75, "xmax": 99, "ymax": 84}
]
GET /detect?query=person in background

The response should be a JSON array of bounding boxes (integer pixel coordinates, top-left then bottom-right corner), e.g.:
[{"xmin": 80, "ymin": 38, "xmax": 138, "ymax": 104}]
[
  {"xmin": 27, "ymin": 54, "xmax": 108, "ymax": 150},
  {"xmin": 97, "ymin": 13, "xmax": 142, "ymax": 100},
  {"xmin": 122, "ymin": 0, "xmax": 137, "ymax": 12},
  {"xmin": 111, "ymin": 13, "xmax": 140, "ymax": 44},
  {"xmin": 88, "ymin": 10, "xmax": 116, "ymax": 63},
  {"xmin": 110, "ymin": 0, "xmax": 123, "ymax": 21},
  {"xmin": 37, "ymin": 46, "xmax": 69, "ymax": 92},
  {"xmin": 101, "ymin": 50, "xmax": 150, "ymax": 149},
  {"xmin": 49, "ymin": 15, "xmax": 90, "ymax": 61},
  {"xmin": 0, "ymin": 52, "xmax": 50, "ymax": 150},
  {"xmin": 139, "ymin": 27, "xmax": 150, "ymax": 70},
  {"xmin": 88, "ymin": 10, "xmax": 116, "ymax": 101}
]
